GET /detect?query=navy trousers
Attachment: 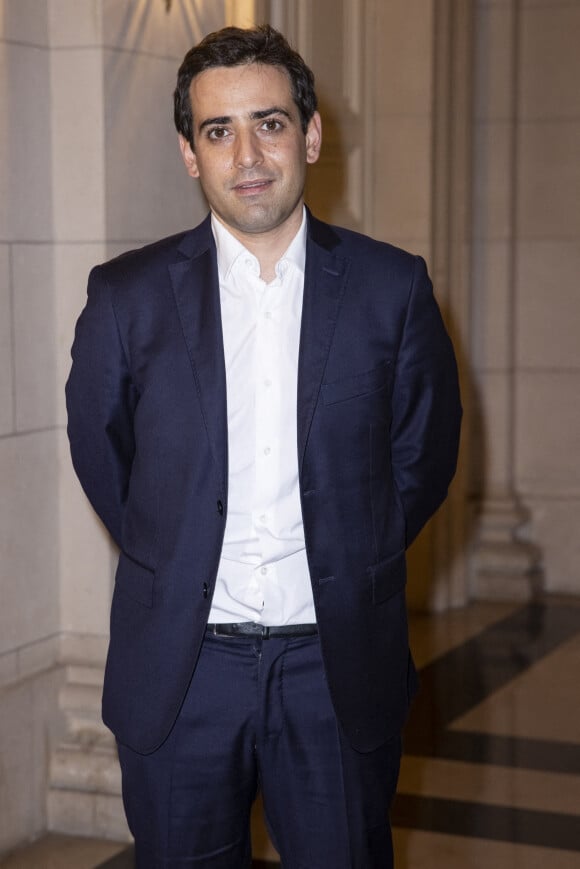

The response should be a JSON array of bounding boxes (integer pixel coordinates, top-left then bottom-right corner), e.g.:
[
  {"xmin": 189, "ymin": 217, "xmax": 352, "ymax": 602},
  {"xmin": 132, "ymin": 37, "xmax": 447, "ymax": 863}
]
[{"xmin": 117, "ymin": 631, "xmax": 402, "ymax": 868}]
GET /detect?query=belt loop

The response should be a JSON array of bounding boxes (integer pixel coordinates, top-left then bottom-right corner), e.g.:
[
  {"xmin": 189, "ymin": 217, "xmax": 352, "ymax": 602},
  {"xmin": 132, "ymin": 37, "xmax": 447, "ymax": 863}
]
[{"xmin": 263, "ymin": 626, "xmax": 270, "ymax": 639}]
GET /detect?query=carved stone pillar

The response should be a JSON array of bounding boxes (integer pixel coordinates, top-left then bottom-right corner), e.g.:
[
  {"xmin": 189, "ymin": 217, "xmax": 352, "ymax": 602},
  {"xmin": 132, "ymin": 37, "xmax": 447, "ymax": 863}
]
[
  {"xmin": 469, "ymin": 0, "xmax": 541, "ymax": 599},
  {"xmin": 417, "ymin": 0, "xmax": 473, "ymax": 610}
]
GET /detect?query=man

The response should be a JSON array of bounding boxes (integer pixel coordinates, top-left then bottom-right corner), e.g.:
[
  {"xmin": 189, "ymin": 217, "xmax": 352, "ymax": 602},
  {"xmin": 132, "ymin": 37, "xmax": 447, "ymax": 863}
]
[{"xmin": 66, "ymin": 25, "xmax": 461, "ymax": 869}]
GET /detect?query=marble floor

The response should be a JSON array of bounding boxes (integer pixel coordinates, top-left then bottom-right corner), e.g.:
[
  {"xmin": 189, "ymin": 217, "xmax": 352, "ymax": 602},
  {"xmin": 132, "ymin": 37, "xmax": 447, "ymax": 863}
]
[{"xmin": 2, "ymin": 597, "xmax": 580, "ymax": 868}]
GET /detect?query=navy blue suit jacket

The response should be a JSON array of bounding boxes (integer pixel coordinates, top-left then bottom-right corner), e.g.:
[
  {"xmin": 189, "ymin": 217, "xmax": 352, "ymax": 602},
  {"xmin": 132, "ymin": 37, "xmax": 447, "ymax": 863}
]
[{"xmin": 66, "ymin": 211, "xmax": 461, "ymax": 755}]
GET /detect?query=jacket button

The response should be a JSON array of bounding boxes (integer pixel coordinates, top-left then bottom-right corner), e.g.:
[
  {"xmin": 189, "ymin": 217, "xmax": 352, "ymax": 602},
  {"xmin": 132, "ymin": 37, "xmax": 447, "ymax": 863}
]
[
  {"xmin": 217, "ymin": 499, "xmax": 224, "ymax": 515},
  {"xmin": 203, "ymin": 583, "xmax": 209, "ymax": 599}
]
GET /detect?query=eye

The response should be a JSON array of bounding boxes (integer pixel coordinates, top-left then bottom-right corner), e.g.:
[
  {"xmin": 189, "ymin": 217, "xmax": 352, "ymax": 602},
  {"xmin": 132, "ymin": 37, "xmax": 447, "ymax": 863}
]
[
  {"xmin": 207, "ymin": 126, "xmax": 230, "ymax": 141},
  {"xmin": 261, "ymin": 118, "xmax": 284, "ymax": 133}
]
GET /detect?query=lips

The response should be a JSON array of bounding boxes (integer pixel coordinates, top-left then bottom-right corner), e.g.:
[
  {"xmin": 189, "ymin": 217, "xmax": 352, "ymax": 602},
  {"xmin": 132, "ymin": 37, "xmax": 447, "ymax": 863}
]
[{"xmin": 233, "ymin": 179, "xmax": 273, "ymax": 194}]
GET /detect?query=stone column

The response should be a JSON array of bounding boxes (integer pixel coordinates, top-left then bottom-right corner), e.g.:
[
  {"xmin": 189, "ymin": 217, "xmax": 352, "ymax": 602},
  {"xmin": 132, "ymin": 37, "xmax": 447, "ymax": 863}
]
[
  {"xmin": 428, "ymin": 0, "xmax": 474, "ymax": 610},
  {"xmin": 469, "ymin": 0, "xmax": 541, "ymax": 599}
]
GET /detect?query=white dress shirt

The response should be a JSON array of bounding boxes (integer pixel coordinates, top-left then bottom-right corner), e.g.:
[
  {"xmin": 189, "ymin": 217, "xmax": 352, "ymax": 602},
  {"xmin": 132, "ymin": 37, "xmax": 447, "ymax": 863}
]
[{"xmin": 208, "ymin": 210, "xmax": 316, "ymax": 625}]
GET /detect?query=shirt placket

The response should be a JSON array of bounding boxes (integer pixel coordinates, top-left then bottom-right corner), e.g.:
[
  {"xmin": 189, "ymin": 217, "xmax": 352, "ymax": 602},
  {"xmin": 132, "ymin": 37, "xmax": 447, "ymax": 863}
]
[{"xmin": 253, "ymin": 273, "xmax": 283, "ymax": 616}]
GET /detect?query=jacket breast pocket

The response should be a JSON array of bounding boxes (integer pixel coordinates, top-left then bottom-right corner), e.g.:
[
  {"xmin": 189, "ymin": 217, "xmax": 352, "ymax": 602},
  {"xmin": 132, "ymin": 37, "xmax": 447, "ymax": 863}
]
[
  {"xmin": 322, "ymin": 361, "xmax": 391, "ymax": 406},
  {"xmin": 367, "ymin": 549, "xmax": 406, "ymax": 604},
  {"xmin": 114, "ymin": 551, "xmax": 155, "ymax": 607}
]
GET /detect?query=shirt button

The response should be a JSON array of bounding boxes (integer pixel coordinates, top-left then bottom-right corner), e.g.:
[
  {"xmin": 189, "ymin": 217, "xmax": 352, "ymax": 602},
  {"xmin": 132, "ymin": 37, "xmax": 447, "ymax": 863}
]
[
  {"xmin": 260, "ymin": 566, "xmax": 268, "ymax": 575},
  {"xmin": 263, "ymin": 446, "xmax": 271, "ymax": 456},
  {"xmin": 259, "ymin": 514, "xmax": 267, "ymax": 524},
  {"xmin": 264, "ymin": 379, "xmax": 272, "ymax": 388},
  {"xmin": 264, "ymin": 311, "xmax": 272, "ymax": 319}
]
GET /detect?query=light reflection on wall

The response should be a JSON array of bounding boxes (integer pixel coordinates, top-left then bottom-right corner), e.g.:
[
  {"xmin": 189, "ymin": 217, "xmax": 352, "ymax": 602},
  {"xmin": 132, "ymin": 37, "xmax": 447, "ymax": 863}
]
[{"xmin": 161, "ymin": 0, "xmax": 259, "ymax": 29}]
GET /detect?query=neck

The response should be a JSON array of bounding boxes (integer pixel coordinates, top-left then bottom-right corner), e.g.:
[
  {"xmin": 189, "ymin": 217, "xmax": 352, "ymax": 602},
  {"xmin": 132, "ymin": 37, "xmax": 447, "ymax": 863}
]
[
  {"xmin": 243, "ymin": 230, "xmax": 287, "ymax": 283},
  {"xmin": 214, "ymin": 207, "xmax": 304, "ymax": 283}
]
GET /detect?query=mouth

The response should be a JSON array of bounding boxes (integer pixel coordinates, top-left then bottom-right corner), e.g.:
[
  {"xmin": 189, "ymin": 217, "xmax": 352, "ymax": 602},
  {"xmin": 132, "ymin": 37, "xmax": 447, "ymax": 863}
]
[{"xmin": 233, "ymin": 178, "xmax": 273, "ymax": 195}]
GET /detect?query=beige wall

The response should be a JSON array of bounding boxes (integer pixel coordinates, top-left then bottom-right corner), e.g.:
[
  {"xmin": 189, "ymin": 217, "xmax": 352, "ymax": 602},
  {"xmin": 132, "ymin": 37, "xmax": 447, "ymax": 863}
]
[
  {"xmin": 471, "ymin": 0, "xmax": 580, "ymax": 595},
  {"xmin": 0, "ymin": 1, "xmax": 61, "ymax": 852},
  {"xmin": 514, "ymin": 0, "xmax": 580, "ymax": 593}
]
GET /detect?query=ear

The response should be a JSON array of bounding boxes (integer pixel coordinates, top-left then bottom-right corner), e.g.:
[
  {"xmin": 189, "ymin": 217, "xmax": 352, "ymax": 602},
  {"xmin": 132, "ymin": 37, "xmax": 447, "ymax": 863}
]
[
  {"xmin": 305, "ymin": 111, "xmax": 322, "ymax": 165},
  {"xmin": 178, "ymin": 134, "xmax": 200, "ymax": 179}
]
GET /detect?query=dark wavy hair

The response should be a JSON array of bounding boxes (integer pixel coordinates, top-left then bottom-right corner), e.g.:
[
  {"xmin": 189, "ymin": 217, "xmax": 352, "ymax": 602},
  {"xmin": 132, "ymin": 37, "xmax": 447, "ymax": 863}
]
[{"xmin": 174, "ymin": 25, "xmax": 317, "ymax": 148}]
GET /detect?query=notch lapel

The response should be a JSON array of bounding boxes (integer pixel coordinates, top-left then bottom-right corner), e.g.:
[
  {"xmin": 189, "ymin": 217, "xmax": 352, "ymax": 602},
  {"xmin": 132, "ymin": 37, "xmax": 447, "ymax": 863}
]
[
  {"xmin": 169, "ymin": 234, "xmax": 228, "ymax": 493},
  {"xmin": 297, "ymin": 233, "xmax": 350, "ymax": 471}
]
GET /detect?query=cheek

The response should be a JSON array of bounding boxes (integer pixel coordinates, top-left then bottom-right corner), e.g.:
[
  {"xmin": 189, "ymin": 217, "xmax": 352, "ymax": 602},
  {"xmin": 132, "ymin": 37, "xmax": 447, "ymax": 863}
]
[
  {"xmin": 272, "ymin": 149, "xmax": 302, "ymax": 180},
  {"xmin": 195, "ymin": 153, "xmax": 228, "ymax": 184}
]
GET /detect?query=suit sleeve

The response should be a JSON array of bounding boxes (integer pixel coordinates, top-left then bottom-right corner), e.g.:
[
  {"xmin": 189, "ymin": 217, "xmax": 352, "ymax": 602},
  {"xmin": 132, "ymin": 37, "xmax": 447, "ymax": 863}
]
[
  {"xmin": 390, "ymin": 256, "xmax": 462, "ymax": 548},
  {"xmin": 65, "ymin": 266, "xmax": 138, "ymax": 547}
]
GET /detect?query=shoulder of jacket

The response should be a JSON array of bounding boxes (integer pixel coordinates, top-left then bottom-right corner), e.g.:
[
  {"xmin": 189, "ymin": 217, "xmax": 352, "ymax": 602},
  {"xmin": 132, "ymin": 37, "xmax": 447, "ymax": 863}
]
[
  {"xmin": 92, "ymin": 217, "xmax": 213, "ymax": 286},
  {"xmin": 307, "ymin": 211, "xmax": 418, "ymax": 270}
]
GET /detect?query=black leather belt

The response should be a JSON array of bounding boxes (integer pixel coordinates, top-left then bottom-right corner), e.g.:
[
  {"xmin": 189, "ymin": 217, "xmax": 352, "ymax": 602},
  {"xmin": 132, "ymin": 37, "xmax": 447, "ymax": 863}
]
[{"xmin": 207, "ymin": 622, "xmax": 318, "ymax": 639}]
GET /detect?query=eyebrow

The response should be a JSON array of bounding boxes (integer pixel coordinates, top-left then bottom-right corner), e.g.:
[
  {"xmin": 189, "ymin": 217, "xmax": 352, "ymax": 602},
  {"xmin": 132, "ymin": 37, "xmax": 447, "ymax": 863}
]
[{"xmin": 198, "ymin": 106, "xmax": 292, "ymax": 133}]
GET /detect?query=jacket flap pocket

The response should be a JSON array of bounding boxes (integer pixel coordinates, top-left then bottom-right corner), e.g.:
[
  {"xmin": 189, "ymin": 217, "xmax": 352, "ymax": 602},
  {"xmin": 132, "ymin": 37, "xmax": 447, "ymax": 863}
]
[
  {"xmin": 368, "ymin": 549, "xmax": 406, "ymax": 604},
  {"xmin": 322, "ymin": 362, "xmax": 391, "ymax": 406},
  {"xmin": 115, "ymin": 552, "xmax": 155, "ymax": 607}
]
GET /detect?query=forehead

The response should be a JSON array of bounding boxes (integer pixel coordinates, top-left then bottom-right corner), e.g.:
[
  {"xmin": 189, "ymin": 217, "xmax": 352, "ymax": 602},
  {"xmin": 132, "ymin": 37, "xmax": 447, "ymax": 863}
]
[{"xmin": 189, "ymin": 63, "xmax": 295, "ymax": 115}]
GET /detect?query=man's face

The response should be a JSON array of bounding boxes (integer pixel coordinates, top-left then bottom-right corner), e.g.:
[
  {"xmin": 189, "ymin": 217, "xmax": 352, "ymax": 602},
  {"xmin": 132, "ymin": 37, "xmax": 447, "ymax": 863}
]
[{"xmin": 179, "ymin": 63, "xmax": 321, "ymax": 240}]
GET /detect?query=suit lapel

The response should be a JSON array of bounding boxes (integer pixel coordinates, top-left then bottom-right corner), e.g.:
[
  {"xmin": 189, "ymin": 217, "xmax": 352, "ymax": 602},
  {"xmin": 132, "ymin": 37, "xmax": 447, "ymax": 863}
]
[
  {"xmin": 169, "ymin": 224, "xmax": 228, "ymax": 492},
  {"xmin": 298, "ymin": 218, "xmax": 350, "ymax": 471}
]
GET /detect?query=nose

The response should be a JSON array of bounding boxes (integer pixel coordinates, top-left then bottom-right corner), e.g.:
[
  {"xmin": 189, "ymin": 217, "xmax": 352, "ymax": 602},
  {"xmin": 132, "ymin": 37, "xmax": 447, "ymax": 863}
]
[{"xmin": 233, "ymin": 129, "xmax": 263, "ymax": 169}]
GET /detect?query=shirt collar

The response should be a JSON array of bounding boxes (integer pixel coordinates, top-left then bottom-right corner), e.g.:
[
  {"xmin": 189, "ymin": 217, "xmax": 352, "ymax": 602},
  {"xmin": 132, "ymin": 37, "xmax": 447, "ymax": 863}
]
[{"xmin": 211, "ymin": 208, "xmax": 307, "ymax": 282}]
